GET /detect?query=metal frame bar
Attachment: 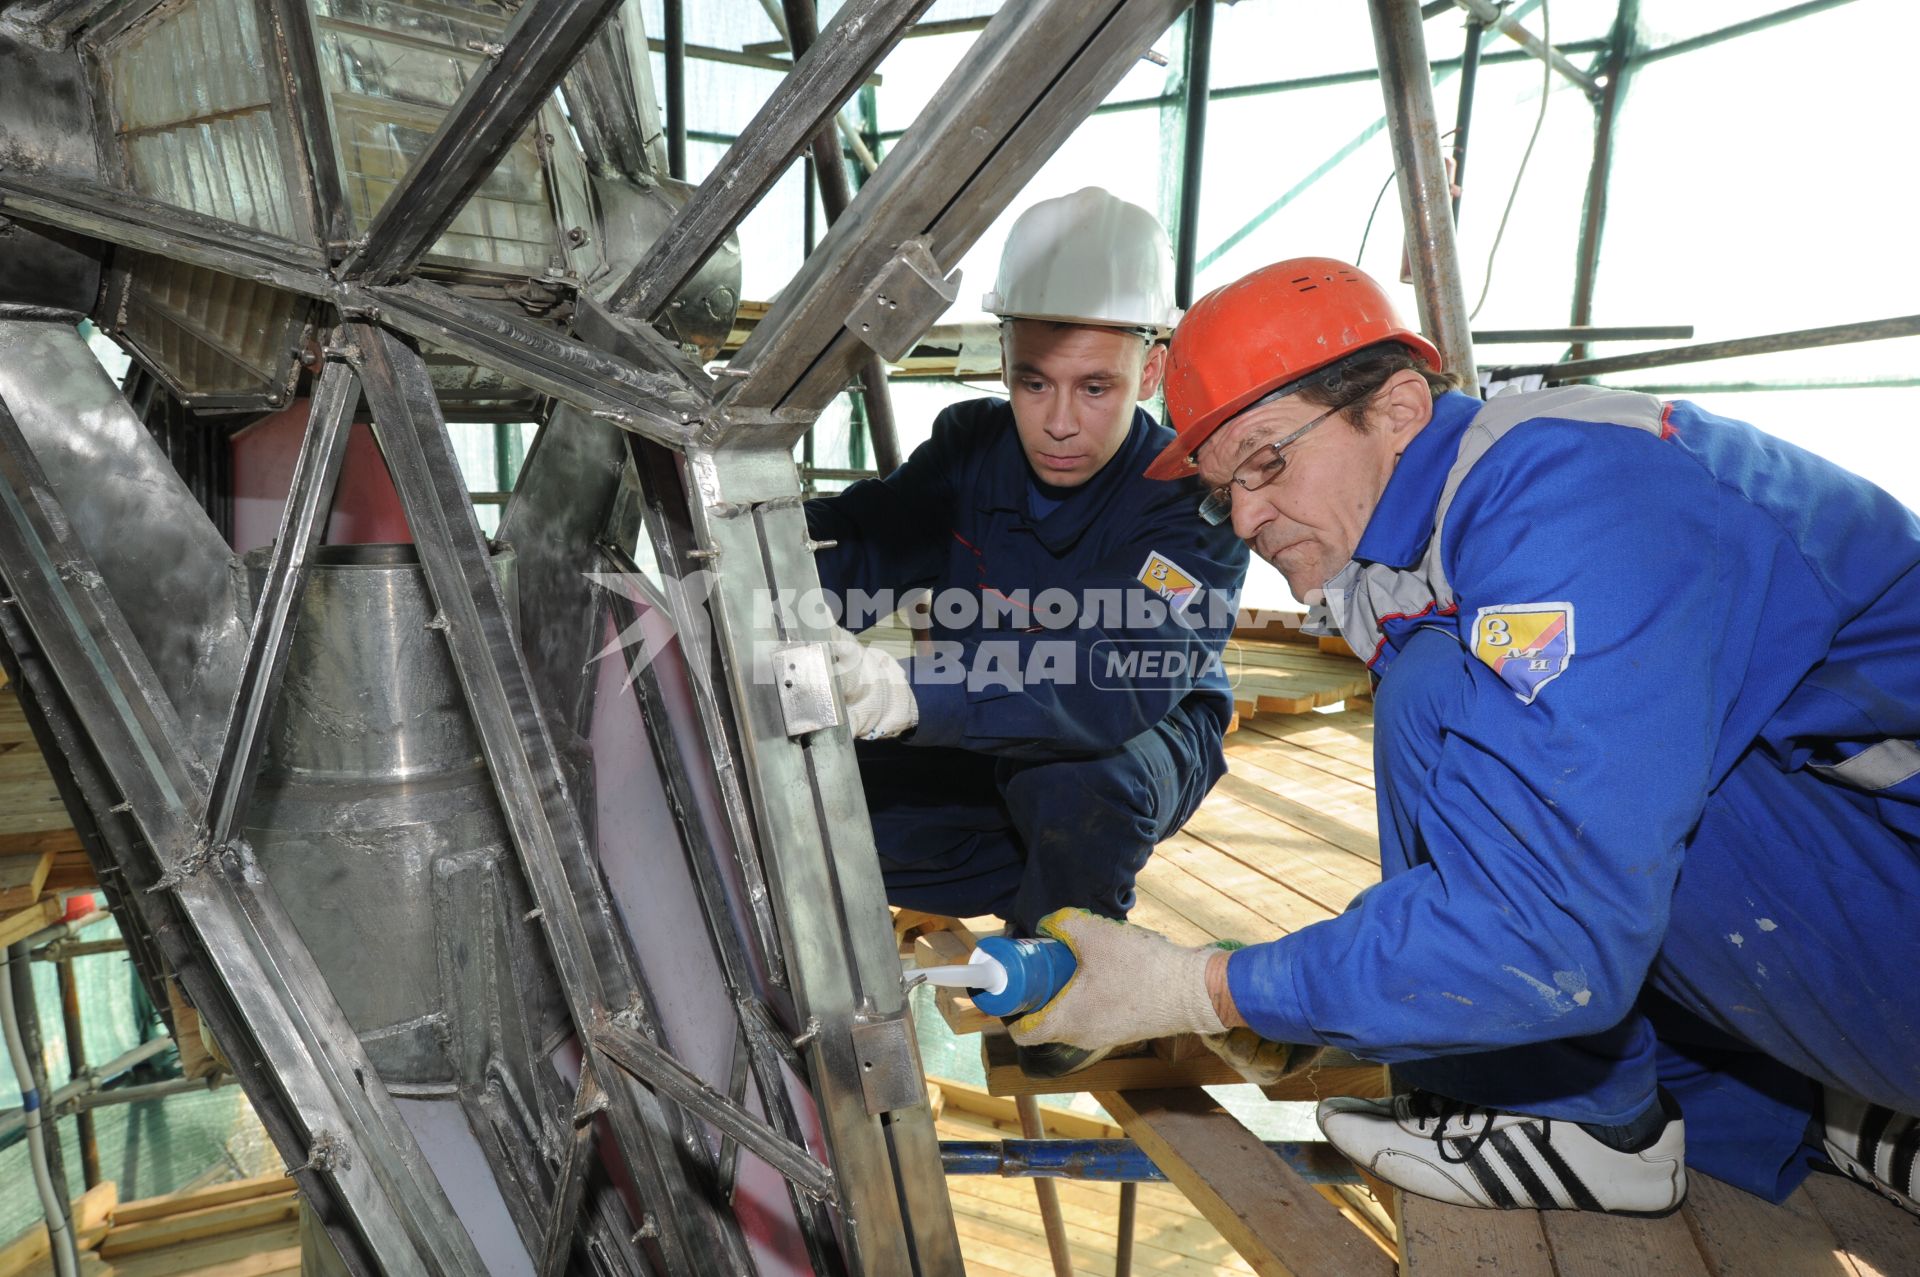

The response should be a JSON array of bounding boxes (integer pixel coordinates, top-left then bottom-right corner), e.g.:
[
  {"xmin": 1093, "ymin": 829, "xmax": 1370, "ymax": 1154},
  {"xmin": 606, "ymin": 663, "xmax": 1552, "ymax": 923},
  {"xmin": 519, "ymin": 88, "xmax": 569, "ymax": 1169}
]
[
  {"xmin": 725, "ymin": 0, "xmax": 1191, "ymax": 418},
  {"xmin": 1369, "ymin": 0, "xmax": 1477, "ymax": 386},
  {"xmin": 599, "ymin": 542, "xmax": 844, "ymax": 1270},
  {"xmin": 0, "ymin": 170, "xmax": 706, "ymax": 444},
  {"xmin": 1015, "ymin": 1094, "xmax": 1074, "ymax": 1277},
  {"xmin": 1452, "ymin": 0, "xmax": 1598, "ymax": 97},
  {"xmin": 201, "ymin": 352, "xmax": 357, "ymax": 851},
  {"xmin": 1511, "ymin": 313, "xmax": 1920, "ymax": 383},
  {"xmin": 777, "ymin": 0, "xmax": 903, "ymax": 476},
  {"xmin": 0, "ymin": 401, "xmax": 488, "ymax": 1277},
  {"xmin": 594, "ymin": 1018, "xmax": 837, "ymax": 1203},
  {"xmin": 340, "ymin": 0, "xmax": 629, "ymax": 281},
  {"xmin": 1173, "ymin": 0, "xmax": 1212, "ymax": 310},
  {"xmin": 864, "ymin": 38, "xmax": 1611, "ymax": 142},
  {"xmin": 664, "ymin": 0, "xmax": 688, "ymax": 179},
  {"xmin": 1448, "ymin": 12, "xmax": 1482, "ymax": 222},
  {"xmin": 671, "ymin": 442, "xmax": 965, "ymax": 1276},
  {"xmin": 260, "ymin": 0, "xmax": 352, "ymax": 251},
  {"xmin": 1566, "ymin": 0, "xmax": 1637, "ymax": 360},
  {"xmin": 1635, "ymin": 0, "xmax": 1861, "ymax": 65},
  {"xmin": 938, "ymin": 1139, "xmax": 1363, "ymax": 1184},
  {"xmin": 604, "ymin": 0, "xmax": 933, "ymax": 319},
  {"xmin": 351, "ymin": 323, "xmax": 751, "ymax": 1277},
  {"xmin": 534, "ymin": 1064, "xmax": 603, "ymax": 1277}
]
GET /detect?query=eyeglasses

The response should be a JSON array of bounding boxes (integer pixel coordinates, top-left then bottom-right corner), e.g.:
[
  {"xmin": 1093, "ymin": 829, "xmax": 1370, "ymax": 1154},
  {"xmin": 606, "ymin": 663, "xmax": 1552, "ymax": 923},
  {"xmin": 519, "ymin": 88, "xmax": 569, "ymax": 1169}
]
[{"xmin": 1197, "ymin": 400, "xmax": 1349, "ymax": 526}]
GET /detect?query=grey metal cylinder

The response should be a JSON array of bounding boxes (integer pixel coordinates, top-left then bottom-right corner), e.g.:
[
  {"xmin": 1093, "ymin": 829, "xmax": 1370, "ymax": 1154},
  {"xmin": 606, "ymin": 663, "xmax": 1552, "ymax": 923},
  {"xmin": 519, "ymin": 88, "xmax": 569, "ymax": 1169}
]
[{"xmin": 244, "ymin": 543, "xmax": 519, "ymax": 1089}]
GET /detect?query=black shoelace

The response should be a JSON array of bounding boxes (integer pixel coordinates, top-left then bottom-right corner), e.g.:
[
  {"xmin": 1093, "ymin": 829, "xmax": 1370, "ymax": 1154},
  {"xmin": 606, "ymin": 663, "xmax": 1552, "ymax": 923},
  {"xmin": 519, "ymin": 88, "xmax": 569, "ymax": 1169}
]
[{"xmin": 1407, "ymin": 1090, "xmax": 1551, "ymax": 1166}]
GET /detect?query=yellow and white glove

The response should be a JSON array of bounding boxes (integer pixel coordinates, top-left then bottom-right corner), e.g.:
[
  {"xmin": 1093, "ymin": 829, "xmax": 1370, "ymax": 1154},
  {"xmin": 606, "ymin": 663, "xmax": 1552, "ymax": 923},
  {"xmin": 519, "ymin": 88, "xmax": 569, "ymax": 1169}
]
[
  {"xmin": 1199, "ymin": 1028, "xmax": 1324, "ymax": 1086},
  {"xmin": 1189, "ymin": 938, "xmax": 1323, "ymax": 1085},
  {"xmin": 825, "ymin": 625, "xmax": 918, "ymax": 740},
  {"xmin": 1008, "ymin": 909, "xmax": 1226, "ymax": 1053}
]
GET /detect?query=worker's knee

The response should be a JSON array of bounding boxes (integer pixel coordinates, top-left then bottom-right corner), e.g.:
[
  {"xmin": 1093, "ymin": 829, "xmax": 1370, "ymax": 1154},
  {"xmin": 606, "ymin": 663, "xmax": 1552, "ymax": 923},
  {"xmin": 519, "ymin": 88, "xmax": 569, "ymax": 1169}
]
[{"xmin": 1001, "ymin": 742, "xmax": 1173, "ymax": 846}]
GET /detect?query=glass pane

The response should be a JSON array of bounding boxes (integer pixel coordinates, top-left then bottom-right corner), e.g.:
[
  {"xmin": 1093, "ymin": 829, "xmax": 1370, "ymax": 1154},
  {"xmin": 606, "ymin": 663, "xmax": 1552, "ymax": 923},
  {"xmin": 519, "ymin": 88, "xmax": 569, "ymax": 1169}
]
[
  {"xmin": 105, "ymin": 0, "xmax": 300, "ymax": 239},
  {"xmin": 313, "ymin": 0, "xmax": 560, "ymax": 269}
]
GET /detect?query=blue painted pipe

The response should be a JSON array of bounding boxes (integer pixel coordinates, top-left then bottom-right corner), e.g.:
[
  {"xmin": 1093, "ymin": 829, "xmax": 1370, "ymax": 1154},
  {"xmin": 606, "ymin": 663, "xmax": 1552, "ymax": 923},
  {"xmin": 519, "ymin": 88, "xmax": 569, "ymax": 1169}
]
[{"xmin": 939, "ymin": 1139, "xmax": 1361, "ymax": 1185}]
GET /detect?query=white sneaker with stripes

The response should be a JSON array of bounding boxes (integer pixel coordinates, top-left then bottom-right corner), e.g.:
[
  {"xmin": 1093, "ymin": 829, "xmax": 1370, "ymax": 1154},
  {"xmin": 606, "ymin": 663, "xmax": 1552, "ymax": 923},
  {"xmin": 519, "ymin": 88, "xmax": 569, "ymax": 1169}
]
[
  {"xmin": 1317, "ymin": 1092, "xmax": 1687, "ymax": 1216},
  {"xmin": 1821, "ymin": 1089, "xmax": 1920, "ymax": 1217}
]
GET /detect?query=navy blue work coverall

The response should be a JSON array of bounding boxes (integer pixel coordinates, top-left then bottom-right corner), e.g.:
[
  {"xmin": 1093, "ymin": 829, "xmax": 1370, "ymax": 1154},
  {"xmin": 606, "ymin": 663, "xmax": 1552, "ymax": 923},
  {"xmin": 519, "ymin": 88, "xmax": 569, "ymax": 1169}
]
[
  {"xmin": 1225, "ymin": 387, "xmax": 1920, "ymax": 1202},
  {"xmin": 805, "ymin": 398, "xmax": 1248, "ymax": 933}
]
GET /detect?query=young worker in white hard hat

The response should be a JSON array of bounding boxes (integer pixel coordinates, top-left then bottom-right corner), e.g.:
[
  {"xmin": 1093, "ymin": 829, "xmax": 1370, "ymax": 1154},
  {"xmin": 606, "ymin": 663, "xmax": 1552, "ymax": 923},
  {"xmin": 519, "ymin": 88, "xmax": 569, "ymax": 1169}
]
[{"xmin": 806, "ymin": 188, "xmax": 1249, "ymax": 1075}]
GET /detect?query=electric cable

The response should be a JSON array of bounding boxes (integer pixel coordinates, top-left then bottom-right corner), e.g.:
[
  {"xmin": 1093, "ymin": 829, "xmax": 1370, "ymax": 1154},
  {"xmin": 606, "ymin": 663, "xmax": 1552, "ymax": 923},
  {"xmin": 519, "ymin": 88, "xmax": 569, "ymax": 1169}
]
[
  {"xmin": 1469, "ymin": 0, "xmax": 1552, "ymax": 321},
  {"xmin": 1354, "ymin": 169, "xmax": 1398, "ymax": 268},
  {"xmin": 1358, "ymin": 129, "xmax": 1453, "ymax": 269}
]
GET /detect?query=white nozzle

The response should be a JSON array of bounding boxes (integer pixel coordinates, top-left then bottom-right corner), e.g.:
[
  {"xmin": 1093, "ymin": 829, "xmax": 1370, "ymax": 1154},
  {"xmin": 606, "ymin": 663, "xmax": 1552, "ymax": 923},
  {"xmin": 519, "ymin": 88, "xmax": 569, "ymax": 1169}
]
[{"xmin": 910, "ymin": 947, "xmax": 1007, "ymax": 996}]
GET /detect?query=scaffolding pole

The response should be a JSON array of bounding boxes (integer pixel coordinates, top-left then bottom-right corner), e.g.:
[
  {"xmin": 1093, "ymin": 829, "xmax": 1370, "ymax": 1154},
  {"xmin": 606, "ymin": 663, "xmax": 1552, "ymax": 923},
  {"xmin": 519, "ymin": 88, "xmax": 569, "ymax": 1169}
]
[{"xmin": 1368, "ymin": 0, "xmax": 1477, "ymax": 385}]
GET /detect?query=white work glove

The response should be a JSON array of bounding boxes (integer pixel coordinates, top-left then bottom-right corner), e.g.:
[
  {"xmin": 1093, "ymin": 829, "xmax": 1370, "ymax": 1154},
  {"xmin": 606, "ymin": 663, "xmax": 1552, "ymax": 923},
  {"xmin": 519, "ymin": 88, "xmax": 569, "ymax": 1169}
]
[
  {"xmin": 825, "ymin": 625, "xmax": 918, "ymax": 740},
  {"xmin": 1199, "ymin": 1028, "xmax": 1324, "ymax": 1086},
  {"xmin": 1189, "ymin": 937, "xmax": 1323, "ymax": 1085},
  {"xmin": 1009, "ymin": 909, "xmax": 1226, "ymax": 1053}
]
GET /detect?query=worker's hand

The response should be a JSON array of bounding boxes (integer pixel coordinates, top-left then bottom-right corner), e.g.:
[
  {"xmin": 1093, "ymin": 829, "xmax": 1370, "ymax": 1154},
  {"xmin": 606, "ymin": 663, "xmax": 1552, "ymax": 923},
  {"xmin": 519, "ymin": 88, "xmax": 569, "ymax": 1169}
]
[
  {"xmin": 1009, "ymin": 909, "xmax": 1226, "ymax": 1052},
  {"xmin": 825, "ymin": 625, "xmax": 918, "ymax": 740},
  {"xmin": 1198, "ymin": 1029, "xmax": 1323, "ymax": 1087}
]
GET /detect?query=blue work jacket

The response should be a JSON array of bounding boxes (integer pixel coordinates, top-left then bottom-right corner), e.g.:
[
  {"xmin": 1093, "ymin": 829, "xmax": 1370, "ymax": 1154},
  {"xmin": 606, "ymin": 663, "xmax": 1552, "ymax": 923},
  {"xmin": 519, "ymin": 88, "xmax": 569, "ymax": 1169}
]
[
  {"xmin": 1229, "ymin": 387, "xmax": 1920, "ymax": 1057},
  {"xmin": 805, "ymin": 398, "xmax": 1248, "ymax": 761}
]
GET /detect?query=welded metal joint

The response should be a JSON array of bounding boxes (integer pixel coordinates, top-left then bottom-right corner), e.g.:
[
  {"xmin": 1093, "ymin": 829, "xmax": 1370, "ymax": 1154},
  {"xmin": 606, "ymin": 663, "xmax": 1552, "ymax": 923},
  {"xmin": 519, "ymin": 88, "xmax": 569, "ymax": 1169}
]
[
  {"xmin": 292, "ymin": 1130, "xmax": 353, "ymax": 1175},
  {"xmin": 148, "ymin": 835, "xmax": 254, "ymax": 893},
  {"xmin": 843, "ymin": 238, "xmax": 961, "ymax": 361}
]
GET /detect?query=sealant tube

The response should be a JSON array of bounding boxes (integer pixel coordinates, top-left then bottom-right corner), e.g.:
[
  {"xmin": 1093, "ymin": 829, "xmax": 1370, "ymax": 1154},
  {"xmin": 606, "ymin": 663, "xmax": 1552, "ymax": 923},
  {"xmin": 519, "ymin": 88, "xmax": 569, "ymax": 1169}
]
[{"xmin": 967, "ymin": 936, "xmax": 1077, "ymax": 1019}]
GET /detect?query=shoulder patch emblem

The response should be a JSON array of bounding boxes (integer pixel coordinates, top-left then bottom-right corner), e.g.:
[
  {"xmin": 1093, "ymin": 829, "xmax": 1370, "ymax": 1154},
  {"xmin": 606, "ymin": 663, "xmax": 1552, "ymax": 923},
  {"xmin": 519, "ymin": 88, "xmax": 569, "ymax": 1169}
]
[
  {"xmin": 1137, "ymin": 551, "xmax": 1199, "ymax": 609},
  {"xmin": 1471, "ymin": 602, "xmax": 1575, "ymax": 704}
]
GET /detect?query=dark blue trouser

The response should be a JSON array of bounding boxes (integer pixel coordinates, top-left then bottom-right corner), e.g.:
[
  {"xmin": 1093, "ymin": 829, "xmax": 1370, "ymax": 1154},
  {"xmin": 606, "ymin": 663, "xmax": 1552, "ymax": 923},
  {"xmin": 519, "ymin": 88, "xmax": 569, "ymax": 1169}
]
[
  {"xmin": 858, "ymin": 702, "xmax": 1222, "ymax": 935},
  {"xmin": 1378, "ymin": 628, "xmax": 1920, "ymax": 1202}
]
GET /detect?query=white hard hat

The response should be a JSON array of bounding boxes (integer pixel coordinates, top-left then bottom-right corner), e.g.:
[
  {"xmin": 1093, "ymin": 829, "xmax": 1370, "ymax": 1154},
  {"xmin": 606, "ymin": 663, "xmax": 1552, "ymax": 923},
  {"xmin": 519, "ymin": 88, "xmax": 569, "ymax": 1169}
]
[{"xmin": 981, "ymin": 187, "xmax": 1182, "ymax": 334}]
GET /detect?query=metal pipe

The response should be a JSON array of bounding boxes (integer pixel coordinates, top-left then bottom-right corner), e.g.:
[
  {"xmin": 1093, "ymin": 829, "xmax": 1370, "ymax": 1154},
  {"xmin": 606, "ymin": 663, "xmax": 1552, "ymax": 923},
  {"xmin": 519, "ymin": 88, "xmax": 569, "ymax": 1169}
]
[
  {"xmin": 55, "ymin": 958, "xmax": 100, "ymax": 1187},
  {"xmin": 0, "ymin": 1035, "xmax": 178, "ymax": 1141},
  {"xmin": 69, "ymin": 1072, "xmax": 236, "ymax": 1112},
  {"xmin": 1635, "ymin": 0, "xmax": 1859, "ymax": 65},
  {"xmin": 1015, "ymin": 1096, "xmax": 1074, "ymax": 1277},
  {"xmin": 1449, "ymin": 16, "xmax": 1483, "ymax": 222},
  {"xmin": 664, "ymin": 0, "xmax": 686, "ymax": 179},
  {"xmin": 749, "ymin": 0, "xmax": 888, "ymax": 178},
  {"xmin": 1115, "ymin": 1181, "xmax": 1137, "ymax": 1277},
  {"xmin": 1568, "ymin": 0, "xmax": 1636, "ymax": 360},
  {"xmin": 30, "ymin": 939, "xmax": 127, "ymax": 963},
  {"xmin": 1476, "ymin": 324, "xmax": 1690, "ymax": 344},
  {"xmin": 780, "ymin": 0, "xmax": 904, "ymax": 475},
  {"xmin": 23, "ymin": 908, "xmax": 111, "ymax": 954},
  {"xmin": 1173, "ymin": 0, "xmax": 1213, "ymax": 310},
  {"xmin": 1452, "ymin": 0, "xmax": 1599, "ymax": 96},
  {"xmin": 1368, "ymin": 0, "xmax": 1478, "ymax": 387},
  {"xmin": 1510, "ymin": 313, "xmax": 1920, "ymax": 383},
  {"xmin": 939, "ymin": 1138, "xmax": 1364, "ymax": 1184},
  {"xmin": 2, "ymin": 945, "xmax": 80, "ymax": 1277}
]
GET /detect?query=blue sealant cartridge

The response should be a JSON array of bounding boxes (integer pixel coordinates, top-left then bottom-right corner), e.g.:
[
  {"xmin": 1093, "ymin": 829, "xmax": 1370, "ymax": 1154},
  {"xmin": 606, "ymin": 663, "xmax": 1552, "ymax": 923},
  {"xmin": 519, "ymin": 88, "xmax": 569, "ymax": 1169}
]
[{"xmin": 913, "ymin": 935, "xmax": 1077, "ymax": 1019}]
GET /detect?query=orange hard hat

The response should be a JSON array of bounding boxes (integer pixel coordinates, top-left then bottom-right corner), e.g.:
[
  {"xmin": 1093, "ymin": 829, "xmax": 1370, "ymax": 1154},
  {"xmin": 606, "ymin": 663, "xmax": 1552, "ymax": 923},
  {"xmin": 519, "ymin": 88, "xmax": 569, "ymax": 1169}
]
[{"xmin": 1145, "ymin": 258, "xmax": 1442, "ymax": 480}]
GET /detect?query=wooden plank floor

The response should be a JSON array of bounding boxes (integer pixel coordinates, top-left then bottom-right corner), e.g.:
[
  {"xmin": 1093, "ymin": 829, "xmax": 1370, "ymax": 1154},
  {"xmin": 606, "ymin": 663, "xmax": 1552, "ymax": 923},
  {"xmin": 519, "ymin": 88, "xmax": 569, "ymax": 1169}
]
[{"xmin": 910, "ymin": 651, "xmax": 1920, "ymax": 1275}]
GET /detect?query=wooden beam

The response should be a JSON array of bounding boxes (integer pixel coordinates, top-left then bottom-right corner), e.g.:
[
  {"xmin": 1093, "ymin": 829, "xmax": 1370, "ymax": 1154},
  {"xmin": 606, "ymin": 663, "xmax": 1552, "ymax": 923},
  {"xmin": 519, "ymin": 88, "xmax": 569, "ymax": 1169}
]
[
  {"xmin": 0, "ymin": 1182, "xmax": 117, "ymax": 1277},
  {"xmin": 99, "ymin": 1191, "xmax": 300, "ymax": 1258},
  {"xmin": 1096, "ymin": 1087, "xmax": 1395, "ymax": 1277},
  {"xmin": 0, "ymin": 850, "xmax": 52, "ymax": 911},
  {"xmin": 0, "ymin": 894, "xmax": 60, "ymax": 948},
  {"xmin": 113, "ymin": 1174, "xmax": 296, "ymax": 1225}
]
